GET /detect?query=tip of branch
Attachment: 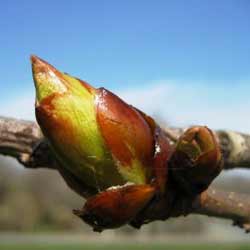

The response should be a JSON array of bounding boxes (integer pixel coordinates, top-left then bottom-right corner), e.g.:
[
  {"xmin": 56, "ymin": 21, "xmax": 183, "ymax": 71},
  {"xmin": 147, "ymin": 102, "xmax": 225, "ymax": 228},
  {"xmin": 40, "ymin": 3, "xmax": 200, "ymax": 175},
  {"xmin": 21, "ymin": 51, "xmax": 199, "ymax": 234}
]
[{"xmin": 233, "ymin": 220, "xmax": 250, "ymax": 233}]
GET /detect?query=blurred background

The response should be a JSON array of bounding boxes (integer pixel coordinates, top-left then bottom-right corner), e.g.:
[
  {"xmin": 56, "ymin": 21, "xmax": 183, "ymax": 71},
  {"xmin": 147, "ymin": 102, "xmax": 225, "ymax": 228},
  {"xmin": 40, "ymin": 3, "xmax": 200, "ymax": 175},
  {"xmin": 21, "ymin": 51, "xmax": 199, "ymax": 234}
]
[{"xmin": 1, "ymin": 0, "xmax": 250, "ymax": 249}]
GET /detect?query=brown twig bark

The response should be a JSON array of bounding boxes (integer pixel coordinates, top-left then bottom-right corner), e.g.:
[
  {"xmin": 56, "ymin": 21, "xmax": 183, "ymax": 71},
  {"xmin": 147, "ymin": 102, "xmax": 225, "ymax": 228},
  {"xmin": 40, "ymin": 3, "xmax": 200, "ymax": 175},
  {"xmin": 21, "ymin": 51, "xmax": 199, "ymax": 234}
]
[
  {"xmin": 1, "ymin": 116, "xmax": 249, "ymax": 170},
  {"xmin": 0, "ymin": 116, "xmax": 55, "ymax": 169},
  {"xmin": 1, "ymin": 116, "xmax": 250, "ymax": 232},
  {"xmin": 193, "ymin": 188, "xmax": 250, "ymax": 233}
]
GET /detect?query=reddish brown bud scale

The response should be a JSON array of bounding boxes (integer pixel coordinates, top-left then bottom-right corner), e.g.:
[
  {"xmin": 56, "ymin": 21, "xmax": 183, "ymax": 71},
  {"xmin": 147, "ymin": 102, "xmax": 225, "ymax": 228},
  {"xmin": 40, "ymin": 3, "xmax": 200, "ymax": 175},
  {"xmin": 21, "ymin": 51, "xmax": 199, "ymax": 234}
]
[
  {"xmin": 153, "ymin": 128, "xmax": 171, "ymax": 193},
  {"xmin": 134, "ymin": 108, "xmax": 157, "ymax": 134},
  {"xmin": 74, "ymin": 184, "xmax": 155, "ymax": 232},
  {"xmin": 132, "ymin": 108, "xmax": 170, "ymax": 192},
  {"xmin": 96, "ymin": 88, "xmax": 155, "ymax": 182}
]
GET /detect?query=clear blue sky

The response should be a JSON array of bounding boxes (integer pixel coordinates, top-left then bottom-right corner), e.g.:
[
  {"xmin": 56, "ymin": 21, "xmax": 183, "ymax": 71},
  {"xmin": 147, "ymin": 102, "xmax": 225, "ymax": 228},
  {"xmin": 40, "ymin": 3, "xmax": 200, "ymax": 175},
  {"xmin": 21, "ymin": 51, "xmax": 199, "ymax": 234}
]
[{"xmin": 1, "ymin": 0, "xmax": 250, "ymax": 130}]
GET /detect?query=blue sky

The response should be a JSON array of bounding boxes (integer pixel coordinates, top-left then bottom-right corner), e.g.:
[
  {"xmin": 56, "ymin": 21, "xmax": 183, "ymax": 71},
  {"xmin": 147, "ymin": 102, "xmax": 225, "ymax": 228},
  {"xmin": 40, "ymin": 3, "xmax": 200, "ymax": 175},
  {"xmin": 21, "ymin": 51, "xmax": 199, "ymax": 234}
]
[{"xmin": 1, "ymin": 0, "xmax": 250, "ymax": 131}]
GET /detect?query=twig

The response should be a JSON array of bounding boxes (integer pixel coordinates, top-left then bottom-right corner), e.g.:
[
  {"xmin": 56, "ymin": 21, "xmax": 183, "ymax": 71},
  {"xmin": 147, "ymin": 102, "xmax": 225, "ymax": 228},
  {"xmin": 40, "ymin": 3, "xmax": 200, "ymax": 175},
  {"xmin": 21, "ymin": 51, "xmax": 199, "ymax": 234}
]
[
  {"xmin": 0, "ymin": 116, "xmax": 55, "ymax": 169},
  {"xmin": 193, "ymin": 188, "xmax": 250, "ymax": 233},
  {"xmin": 1, "ymin": 116, "xmax": 249, "ymax": 170}
]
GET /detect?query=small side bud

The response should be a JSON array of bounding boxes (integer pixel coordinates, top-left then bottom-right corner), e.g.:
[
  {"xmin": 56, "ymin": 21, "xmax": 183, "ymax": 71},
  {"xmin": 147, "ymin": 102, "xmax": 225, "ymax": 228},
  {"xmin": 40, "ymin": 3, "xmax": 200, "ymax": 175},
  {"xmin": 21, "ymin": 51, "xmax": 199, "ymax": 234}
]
[{"xmin": 169, "ymin": 126, "xmax": 222, "ymax": 195}]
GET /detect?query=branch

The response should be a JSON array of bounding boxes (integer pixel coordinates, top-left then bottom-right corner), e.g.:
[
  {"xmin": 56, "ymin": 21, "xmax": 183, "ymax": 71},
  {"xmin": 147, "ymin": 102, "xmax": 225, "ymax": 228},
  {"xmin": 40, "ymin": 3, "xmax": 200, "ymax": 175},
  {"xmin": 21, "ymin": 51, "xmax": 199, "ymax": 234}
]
[
  {"xmin": 1, "ymin": 116, "xmax": 250, "ymax": 232},
  {"xmin": 1, "ymin": 116, "xmax": 249, "ymax": 170},
  {"xmin": 0, "ymin": 116, "xmax": 56, "ymax": 169},
  {"xmin": 217, "ymin": 130, "xmax": 250, "ymax": 170},
  {"xmin": 133, "ymin": 187, "xmax": 250, "ymax": 233},
  {"xmin": 193, "ymin": 188, "xmax": 250, "ymax": 233}
]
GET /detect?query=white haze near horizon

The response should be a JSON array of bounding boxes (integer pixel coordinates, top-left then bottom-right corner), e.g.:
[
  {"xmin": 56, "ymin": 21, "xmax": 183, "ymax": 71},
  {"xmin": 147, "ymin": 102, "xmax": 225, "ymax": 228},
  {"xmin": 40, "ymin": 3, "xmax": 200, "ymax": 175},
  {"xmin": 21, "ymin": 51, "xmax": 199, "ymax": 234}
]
[{"xmin": 1, "ymin": 80, "xmax": 250, "ymax": 133}]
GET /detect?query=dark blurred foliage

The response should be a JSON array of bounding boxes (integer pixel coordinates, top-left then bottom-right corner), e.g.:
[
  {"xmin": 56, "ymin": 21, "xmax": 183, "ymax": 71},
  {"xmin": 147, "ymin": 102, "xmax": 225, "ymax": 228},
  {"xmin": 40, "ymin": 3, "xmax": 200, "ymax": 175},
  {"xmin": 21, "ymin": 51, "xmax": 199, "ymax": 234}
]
[{"xmin": 0, "ymin": 156, "xmax": 84, "ymax": 231}]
